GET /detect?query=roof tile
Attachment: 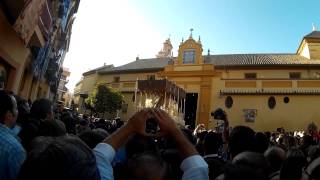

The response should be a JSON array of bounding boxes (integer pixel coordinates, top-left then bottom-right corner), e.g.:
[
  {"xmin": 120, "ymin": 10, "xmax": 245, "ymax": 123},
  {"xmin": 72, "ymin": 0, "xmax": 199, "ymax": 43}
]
[
  {"xmin": 304, "ymin": 31, "xmax": 320, "ymax": 39},
  {"xmin": 205, "ymin": 54, "xmax": 320, "ymax": 66},
  {"xmin": 98, "ymin": 54, "xmax": 320, "ymax": 74}
]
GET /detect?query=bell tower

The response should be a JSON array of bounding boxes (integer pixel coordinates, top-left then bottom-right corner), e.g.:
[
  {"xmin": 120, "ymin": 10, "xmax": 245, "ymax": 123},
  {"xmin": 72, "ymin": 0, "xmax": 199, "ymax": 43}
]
[{"xmin": 177, "ymin": 28, "xmax": 203, "ymax": 65}]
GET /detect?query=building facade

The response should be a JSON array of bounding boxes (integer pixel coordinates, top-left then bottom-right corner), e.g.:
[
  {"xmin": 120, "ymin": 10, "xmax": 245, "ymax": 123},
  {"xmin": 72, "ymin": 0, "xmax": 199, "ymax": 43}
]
[
  {"xmin": 57, "ymin": 67, "xmax": 70, "ymax": 105},
  {"xmin": 75, "ymin": 30, "xmax": 320, "ymax": 131},
  {"xmin": 0, "ymin": 0, "xmax": 80, "ymax": 102}
]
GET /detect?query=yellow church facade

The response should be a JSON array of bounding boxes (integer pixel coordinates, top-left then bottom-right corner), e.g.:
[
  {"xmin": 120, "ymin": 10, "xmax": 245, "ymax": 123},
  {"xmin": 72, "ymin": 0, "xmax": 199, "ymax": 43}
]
[{"xmin": 75, "ymin": 30, "xmax": 320, "ymax": 131}]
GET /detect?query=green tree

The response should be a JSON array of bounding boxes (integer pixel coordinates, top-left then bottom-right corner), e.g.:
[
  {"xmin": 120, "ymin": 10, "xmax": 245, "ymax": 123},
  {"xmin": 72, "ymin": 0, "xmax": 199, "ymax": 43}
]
[{"xmin": 85, "ymin": 83, "xmax": 123, "ymax": 117}]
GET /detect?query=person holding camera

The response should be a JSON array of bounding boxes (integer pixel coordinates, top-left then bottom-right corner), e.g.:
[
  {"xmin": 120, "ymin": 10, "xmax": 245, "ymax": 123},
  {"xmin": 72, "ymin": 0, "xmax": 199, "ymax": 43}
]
[{"xmin": 93, "ymin": 108, "xmax": 209, "ymax": 180}]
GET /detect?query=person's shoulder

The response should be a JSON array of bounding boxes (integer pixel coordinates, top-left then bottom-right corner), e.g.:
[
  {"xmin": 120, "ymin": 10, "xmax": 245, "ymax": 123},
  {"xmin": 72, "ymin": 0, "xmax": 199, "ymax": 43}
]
[
  {"xmin": 20, "ymin": 118, "xmax": 40, "ymax": 129},
  {"xmin": 0, "ymin": 131, "xmax": 23, "ymax": 152}
]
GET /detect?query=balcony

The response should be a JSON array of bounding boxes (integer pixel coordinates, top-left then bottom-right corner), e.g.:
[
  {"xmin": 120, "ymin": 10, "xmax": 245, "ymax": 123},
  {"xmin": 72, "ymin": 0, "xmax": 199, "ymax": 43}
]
[
  {"xmin": 59, "ymin": 0, "xmax": 71, "ymax": 30},
  {"xmin": 103, "ymin": 81, "xmax": 136, "ymax": 92},
  {"xmin": 111, "ymin": 83, "xmax": 120, "ymax": 89},
  {"xmin": 30, "ymin": 42, "xmax": 51, "ymax": 79},
  {"xmin": 38, "ymin": 0, "xmax": 53, "ymax": 40},
  {"xmin": 13, "ymin": 0, "xmax": 47, "ymax": 45}
]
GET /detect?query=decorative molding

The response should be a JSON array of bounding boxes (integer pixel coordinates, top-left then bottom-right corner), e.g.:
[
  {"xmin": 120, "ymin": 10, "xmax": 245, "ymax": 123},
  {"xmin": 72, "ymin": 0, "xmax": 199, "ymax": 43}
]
[{"xmin": 220, "ymin": 89, "xmax": 320, "ymax": 95}]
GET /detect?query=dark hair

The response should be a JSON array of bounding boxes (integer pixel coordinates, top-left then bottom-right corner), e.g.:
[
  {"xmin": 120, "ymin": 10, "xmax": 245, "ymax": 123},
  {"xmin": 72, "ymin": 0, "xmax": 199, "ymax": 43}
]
[
  {"xmin": 15, "ymin": 96, "xmax": 30, "ymax": 124},
  {"xmin": 37, "ymin": 120, "xmax": 67, "ymax": 137},
  {"xmin": 302, "ymin": 135, "xmax": 314, "ymax": 146},
  {"xmin": 228, "ymin": 126, "xmax": 256, "ymax": 158},
  {"xmin": 93, "ymin": 128, "xmax": 109, "ymax": 138},
  {"xmin": 224, "ymin": 152, "xmax": 269, "ymax": 180},
  {"xmin": 264, "ymin": 131, "xmax": 271, "ymax": 140},
  {"xmin": 19, "ymin": 119, "xmax": 66, "ymax": 153},
  {"xmin": 125, "ymin": 134, "xmax": 158, "ymax": 160},
  {"xmin": 224, "ymin": 164, "xmax": 268, "ymax": 180},
  {"xmin": 203, "ymin": 131, "xmax": 222, "ymax": 155},
  {"xmin": 0, "ymin": 90, "xmax": 14, "ymax": 123},
  {"xmin": 280, "ymin": 148, "xmax": 306, "ymax": 180},
  {"xmin": 286, "ymin": 135, "xmax": 297, "ymax": 149},
  {"xmin": 264, "ymin": 146, "xmax": 286, "ymax": 173},
  {"xmin": 18, "ymin": 136, "xmax": 100, "ymax": 180},
  {"xmin": 286, "ymin": 148, "xmax": 307, "ymax": 166},
  {"xmin": 255, "ymin": 132, "xmax": 269, "ymax": 153},
  {"xmin": 30, "ymin": 99, "xmax": 52, "ymax": 120},
  {"xmin": 231, "ymin": 151, "xmax": 270, "ymax": 179},
  {"xmin": 127, "ymin": 152, "xmax": 168, "ymax": 180},
  {"xmin": 78, "ymin": 130, "xmax": 106, "ymax": 149},
  {"xmin": 79, "ymin": 119, "xmax": 89, "ymax": 126},
  {"xmin": 61, "ymin": 111, "xmax": 76, "ymax": 134},
  {"xmin": 211, "ymin": 108, "xmax": 227, "ymax": 120},
  {"xmin": 308, "ymin": 145, "xmax": 320, "ymax": 164}
]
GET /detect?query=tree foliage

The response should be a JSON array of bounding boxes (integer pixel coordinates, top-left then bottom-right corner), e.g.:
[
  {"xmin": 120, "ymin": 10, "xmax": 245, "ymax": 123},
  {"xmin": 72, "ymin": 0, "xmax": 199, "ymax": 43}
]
[{"xmin": 85, "ymin": 83, "xmax": 123, "ymax": 116}]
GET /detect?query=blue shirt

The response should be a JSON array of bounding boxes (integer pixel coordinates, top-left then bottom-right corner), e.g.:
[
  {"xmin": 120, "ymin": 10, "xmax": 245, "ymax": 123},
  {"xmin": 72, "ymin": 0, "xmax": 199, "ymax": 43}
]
[
  {"xmin": 93, "ymin": 143, "xmax": 209, "ymax": 180},
  {"xmin": 0, "ymin": 124, "xmax": 26, "ymax": 180}
]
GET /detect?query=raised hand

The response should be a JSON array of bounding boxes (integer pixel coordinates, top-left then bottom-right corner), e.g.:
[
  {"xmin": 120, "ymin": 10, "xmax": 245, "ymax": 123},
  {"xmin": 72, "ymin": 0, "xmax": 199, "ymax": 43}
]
[
  {"xmin": 126, "ymin": 108, "xmax": 153, "ymax": 136},
  {"xmin": 151, "ymin": 108, "xmax": 179, "ymax": 137}
]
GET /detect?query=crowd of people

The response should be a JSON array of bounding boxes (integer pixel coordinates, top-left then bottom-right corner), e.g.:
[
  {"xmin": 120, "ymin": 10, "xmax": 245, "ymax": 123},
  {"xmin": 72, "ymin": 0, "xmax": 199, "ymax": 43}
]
[{"xmin": 1, "ymin": 90, "xmax": 320, "ymax": 180}]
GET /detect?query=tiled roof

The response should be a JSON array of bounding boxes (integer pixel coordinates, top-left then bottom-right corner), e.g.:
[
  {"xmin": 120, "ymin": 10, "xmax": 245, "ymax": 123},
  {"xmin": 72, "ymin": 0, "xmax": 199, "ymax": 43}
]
[
  {"xmin": 205, "ymin": 54, "xmax": 320, "ymax": 67},
  {"xmin": 95, "ymin": 54, "xmax": 320, "ymax": 75},
  {"xmin": 304, "ymin": 31, "xmax": 320, "ymax": 39},
  {"xmin": 83, "ymin": 64, "xmax": 114, "ymax": 76},
  {"xmin": 98, "ymin": 58, "xmax": 171, "ymax": 74}
]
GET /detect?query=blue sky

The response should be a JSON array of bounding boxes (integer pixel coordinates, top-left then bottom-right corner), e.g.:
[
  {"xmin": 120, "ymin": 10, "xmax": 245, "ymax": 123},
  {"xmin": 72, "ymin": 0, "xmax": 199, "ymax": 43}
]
[
  {"xmin": 130, "ymin": 0, "xmax": 319, "ymax": 53},
  {"xmin": 64, "ymin": 0, "xmax": 320, "ymax": 91}
]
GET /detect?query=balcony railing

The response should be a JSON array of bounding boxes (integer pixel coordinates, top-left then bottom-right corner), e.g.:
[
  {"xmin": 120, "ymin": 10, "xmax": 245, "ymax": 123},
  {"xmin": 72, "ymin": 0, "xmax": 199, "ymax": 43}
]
[{"xmin": 103, "ymin": 81, "xmax": 136, "ymax": 92}]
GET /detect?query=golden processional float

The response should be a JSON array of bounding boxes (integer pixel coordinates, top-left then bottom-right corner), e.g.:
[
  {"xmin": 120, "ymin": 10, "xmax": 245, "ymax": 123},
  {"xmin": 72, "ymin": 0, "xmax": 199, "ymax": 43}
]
[{"xmin": 134, "ymin": 79, "xmax": 186, "ymax": 125}]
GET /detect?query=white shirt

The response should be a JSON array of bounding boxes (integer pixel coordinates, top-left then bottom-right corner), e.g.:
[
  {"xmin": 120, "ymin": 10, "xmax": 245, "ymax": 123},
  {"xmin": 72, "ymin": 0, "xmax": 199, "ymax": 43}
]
[{"xmin": 93, "ymin": 143, "xmax": 209, "ymax": 180}]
